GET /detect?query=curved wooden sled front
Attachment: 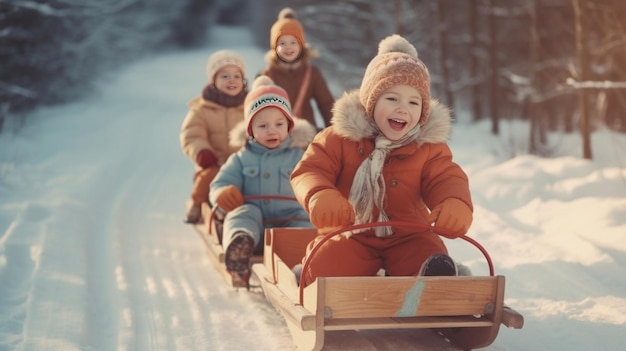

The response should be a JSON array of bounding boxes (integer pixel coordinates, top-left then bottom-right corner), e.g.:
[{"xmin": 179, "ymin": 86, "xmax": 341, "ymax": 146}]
[{"xmin": 252, "ymin": 227, "xmax": 524, "ymax": 351}]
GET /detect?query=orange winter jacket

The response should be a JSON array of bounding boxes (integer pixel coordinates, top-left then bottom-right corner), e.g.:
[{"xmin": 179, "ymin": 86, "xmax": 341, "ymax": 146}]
[
  {"xmin": 290, "ymin": 90, "xmax": 472, "ymax": 236},
  {"xmin": 180, "ymin": 97, "xmax": 244, "ymax": 170}
]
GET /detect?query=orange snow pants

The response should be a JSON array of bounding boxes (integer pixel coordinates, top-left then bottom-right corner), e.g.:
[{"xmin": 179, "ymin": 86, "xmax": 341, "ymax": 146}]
[
  {"xmin": 190, "ymin": 166, "xmax": 219, "ymax": 205},
  {"xmin": 301, "ymin": 229, "xmax": 448, "ymax": 287}
]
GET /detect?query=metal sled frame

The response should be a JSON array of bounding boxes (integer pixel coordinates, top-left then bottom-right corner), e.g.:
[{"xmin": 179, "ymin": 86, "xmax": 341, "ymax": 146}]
[{"xmin": 252, "ymin": 223, "xmax": 524, "ymax": 351}]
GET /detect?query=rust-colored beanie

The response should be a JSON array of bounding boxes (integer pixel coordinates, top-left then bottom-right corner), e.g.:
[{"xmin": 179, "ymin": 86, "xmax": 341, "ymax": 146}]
[
  {"xmin": 270, "ymin": 8, "xmax": 306, "ymax": 50},
  {"xmin": 244, "ymin": 76, "xmax": 294, "ymax": 136},
  {"xmin": 359, "ymin": 35, "xmax": 431, "ymax": 125},
  {"xmin": 206, "ymin": 50, "xmax": 245, "ymax": 83}
]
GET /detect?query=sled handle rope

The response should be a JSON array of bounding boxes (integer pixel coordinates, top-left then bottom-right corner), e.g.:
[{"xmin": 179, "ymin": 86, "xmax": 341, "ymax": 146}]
[{"xmin": 299, "ymin": 221, "xmax": 494, "ymax": 305}]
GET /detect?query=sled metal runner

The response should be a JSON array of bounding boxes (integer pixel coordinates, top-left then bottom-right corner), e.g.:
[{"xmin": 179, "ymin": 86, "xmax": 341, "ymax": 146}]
[{"xmin": 252, "ymin": 223, "xmax": 524, "ymax": 351}]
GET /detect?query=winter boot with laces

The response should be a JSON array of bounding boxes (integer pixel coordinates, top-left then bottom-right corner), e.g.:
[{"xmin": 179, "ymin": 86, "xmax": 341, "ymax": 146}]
[
  {"xmin": 184, "ymin": 203, "xmax": 202, "ymax": 224},
  {"xmin": 225, "ymin": 233, "xmax": 255, "ymax": 287},
  {"xmin": 418, "ymin": 253, "xmax": 458, "ymax": 276}
]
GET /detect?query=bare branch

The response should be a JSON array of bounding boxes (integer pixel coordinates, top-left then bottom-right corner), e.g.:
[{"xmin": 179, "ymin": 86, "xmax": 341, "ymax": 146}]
[
  {"xmin": 10, "ymin": 0, "xmax": 137, "ymax": 17},
  {"xmin": 566, "ymin": 78, "xmax": 626, "ymax": 89}
]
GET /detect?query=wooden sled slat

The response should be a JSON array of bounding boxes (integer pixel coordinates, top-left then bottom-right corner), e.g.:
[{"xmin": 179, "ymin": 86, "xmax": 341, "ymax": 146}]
[
  {"xmin": 263, "ymin": 227, "xmax": 318, "ymax": 273},
  {"xmin": 321, "ymin": 276, "xmax": 499, "ymax": 318},
  {"xmin": 253, "ymin": 262, "xmax": 317, "ymax": 331},
  {"xmin": 324, "ymin": 315, "xmax": 494, "ymax": 330}
]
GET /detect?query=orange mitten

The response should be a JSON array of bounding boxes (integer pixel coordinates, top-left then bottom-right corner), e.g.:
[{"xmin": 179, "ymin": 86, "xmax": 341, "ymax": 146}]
[
  {"xmin": 308, "ymin": 189, "xmax": 355, "ymax": 229},
  {"xmin": 427, "ymin": 198, "xmax": 473, "ymax": 238},
  {"xmin": 215, "ymin": 185, "xmax": 244, "ymax": 212}
]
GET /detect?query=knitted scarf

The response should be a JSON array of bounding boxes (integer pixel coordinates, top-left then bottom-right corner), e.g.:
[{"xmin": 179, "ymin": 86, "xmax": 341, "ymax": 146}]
[
  {"xmin": 202, "ymin": 84, "xmax": 247, "ymax": 107},
  {"xmin": 348, "ymin": 124, "xmax": 421, "ymax": 237}
]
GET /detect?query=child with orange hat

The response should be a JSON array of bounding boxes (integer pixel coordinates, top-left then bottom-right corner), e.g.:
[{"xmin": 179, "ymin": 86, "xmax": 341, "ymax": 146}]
[
  {"xmin": 259, "ymin": 7, "xmax": 335, "ymax": 130},
  {"xmin": 180, "ymin": 50, "xmax": 248, "ymax": 224},
  {"xmin": 209, "ymin": 75, "xmax": 316, "ymax": 285},
  {"xmin": 290, "ymin": 34, "xmax": 474, "ymax": 287}
]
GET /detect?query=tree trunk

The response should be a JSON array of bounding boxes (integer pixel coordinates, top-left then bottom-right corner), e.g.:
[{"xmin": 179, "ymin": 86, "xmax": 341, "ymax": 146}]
[
  {"xmin": 437, "ymin": 0, "xmax": 454, "ymax": 108},
  {"xmin": 469, "ymin": 0, "xmax": 482, "ymax": 122},
  {"xmin": 354, "ymin": 1, "xmax": 375, "ymax": 47},
  {"xmin": 488, "ymin": 0, "xmax": 500, "ymax": 134},
  {"xmin": 529, "ymin": 0, "xmax": 546, "ymax": 155},
  {"xmin": 395, "ymin": 0, "xmax": 406, "ymax": 36},
  {"xmin": 573, "ymin": 0, "xmax": 593, "ymax": 159}
]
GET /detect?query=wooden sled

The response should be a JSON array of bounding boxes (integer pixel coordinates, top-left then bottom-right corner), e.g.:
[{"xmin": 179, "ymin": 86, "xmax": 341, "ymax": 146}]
[{"xmin": 252, "ymin": 223, "xmax": 524, "ymax": 351}]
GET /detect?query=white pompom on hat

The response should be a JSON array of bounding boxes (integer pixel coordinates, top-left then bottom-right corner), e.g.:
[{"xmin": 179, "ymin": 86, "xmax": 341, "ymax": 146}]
[
  {"xmin": 206, "ymin": 50, "xmax": 246, "ymax": 83},
  {"xmin": 244, "ymin": 75, "xmax": 294, "ymax": 136},
  {"xmin": 359, "ymin": 34, "xmax": 431, "ymax": 126}
]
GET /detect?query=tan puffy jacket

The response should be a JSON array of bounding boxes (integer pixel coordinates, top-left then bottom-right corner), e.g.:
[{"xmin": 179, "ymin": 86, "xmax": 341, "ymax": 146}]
[{"xmin": 180, "ymin": 97, "xmax": 244, "ymax": 170}]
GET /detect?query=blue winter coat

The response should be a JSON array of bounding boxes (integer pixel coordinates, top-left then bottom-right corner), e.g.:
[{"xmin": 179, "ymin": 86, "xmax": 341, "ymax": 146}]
[{"xmin": 209, "ymin": 117, "xmax": 316, "ymax": 249}]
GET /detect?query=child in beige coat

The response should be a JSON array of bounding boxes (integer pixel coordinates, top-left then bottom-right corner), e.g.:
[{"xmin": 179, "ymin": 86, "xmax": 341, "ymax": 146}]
[{"xmin": 180, "ymin": 50, "xmax": 248, "ymax": 223}]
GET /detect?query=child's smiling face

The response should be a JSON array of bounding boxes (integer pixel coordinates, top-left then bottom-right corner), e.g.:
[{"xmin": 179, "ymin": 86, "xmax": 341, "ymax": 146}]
[
  {"xmin": 275, "ymin": 34, "xmax": 302, "ymax": 62},
  {"xmin": 214, "ymin": 65, "xmax": 244, "ymax": 96},
  {"xmin": 250, "ymin": 107, "xmax": 290, "ymax": 149},
  {"xmin": 373, "ymin": 85, "xmax": 422, "ymax": 141}
]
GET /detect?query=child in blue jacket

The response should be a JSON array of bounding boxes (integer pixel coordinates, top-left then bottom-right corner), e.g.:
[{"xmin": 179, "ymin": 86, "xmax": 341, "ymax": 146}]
[{"xmin": 209, "ymin": 75, "xmax": 316, "ymax": 284}]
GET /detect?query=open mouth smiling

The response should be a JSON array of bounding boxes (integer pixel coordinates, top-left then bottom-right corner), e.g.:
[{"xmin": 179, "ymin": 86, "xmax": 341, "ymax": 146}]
[{"xmin": 388, "ymin": 118, "xmax": 407, "ymax": 131}]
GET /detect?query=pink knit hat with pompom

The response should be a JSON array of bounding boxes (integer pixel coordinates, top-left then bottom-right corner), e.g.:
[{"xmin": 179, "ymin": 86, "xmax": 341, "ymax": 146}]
[{"xmin": 359, "ymin": 35, "xmax": 431, "ymax": 125}]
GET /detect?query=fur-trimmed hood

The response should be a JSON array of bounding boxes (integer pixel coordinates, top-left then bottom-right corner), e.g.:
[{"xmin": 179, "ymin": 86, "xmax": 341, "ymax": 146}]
[
  {"xmin": 331, "ymin": 90, "xmax": 452, "ymax": 146},
  {"xmin": 229, "ymin": 116, "xmax": 317, "ymax": 150}
]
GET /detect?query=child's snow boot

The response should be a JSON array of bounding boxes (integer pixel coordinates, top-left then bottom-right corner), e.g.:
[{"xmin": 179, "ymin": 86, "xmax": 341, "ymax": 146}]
[
  {"xmin": 229, "ymin": 270, "xmax": 252, "ymax": 289},
  {"xmin": 184, "ymin": 203, "xmax": 202, "ymax": 224},
  {"xmin": 225, "ymin": 233, "xmax": 254, "ymax": 286},
  {"xmin": 418, "ymin": 253, "xmax": 458, "ymax": 276}
]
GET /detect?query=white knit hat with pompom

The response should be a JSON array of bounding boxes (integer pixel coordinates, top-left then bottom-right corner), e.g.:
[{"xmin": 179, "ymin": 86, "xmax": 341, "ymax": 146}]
[{"xmin": 206, "ymin": 50, "xmax": 245, "ymax": 83}]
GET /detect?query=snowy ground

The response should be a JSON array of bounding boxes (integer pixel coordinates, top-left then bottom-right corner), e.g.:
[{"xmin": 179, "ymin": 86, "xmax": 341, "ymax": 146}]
[{"xmin": 1, "ymin": 26, "xmax": 625, "ymax": 351}]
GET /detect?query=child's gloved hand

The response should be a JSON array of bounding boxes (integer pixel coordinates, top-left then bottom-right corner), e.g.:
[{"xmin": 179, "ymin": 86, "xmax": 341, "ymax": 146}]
[
  {"xmin": 308, "ymin": 189, "xmax": 355, "ymax": 229},
  {"xmin": 215, "ymin": 185, "xmax": 244, "ymax": 212},
  {"xmin": 196, "ymin": 149, "xmax": 217, "ymax": 169},
  {"xmin": 427, "ymin": 198, "xmax": 473, "ymax": 238}
]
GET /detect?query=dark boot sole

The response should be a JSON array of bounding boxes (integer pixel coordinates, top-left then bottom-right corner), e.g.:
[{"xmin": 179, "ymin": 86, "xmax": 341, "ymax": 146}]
[
  {"xmin": 225, "ymin": 234, "xmax": 254, "ymax": 275},
  {"xmin": 419, "ymin": 253, "xmax": 458, "ymax": 276}
]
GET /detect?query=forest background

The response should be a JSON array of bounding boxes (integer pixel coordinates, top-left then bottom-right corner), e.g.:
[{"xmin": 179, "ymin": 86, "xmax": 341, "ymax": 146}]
[{"xmin": 1, "ymin": 0, "xmax": 625, "ymax": 159}]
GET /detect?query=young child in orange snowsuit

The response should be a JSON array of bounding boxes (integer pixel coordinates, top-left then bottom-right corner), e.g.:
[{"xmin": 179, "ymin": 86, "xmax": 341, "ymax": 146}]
[
  {"xmin": 180, "ymin": 50, "xmax": 247, "ymax": 223},
  {"xmin": 290, "ymin": 34, "xmax": 474, "ymax": 287},
  {"xmin": 259, "ymin": 7, "xmax": 335, "ymax": 130}
]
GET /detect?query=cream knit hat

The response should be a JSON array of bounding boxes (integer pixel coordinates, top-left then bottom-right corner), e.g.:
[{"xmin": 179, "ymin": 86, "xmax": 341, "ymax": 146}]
[{"xmin": 206, "ymin": 50, "xmax": 246, "ymax": 83}]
